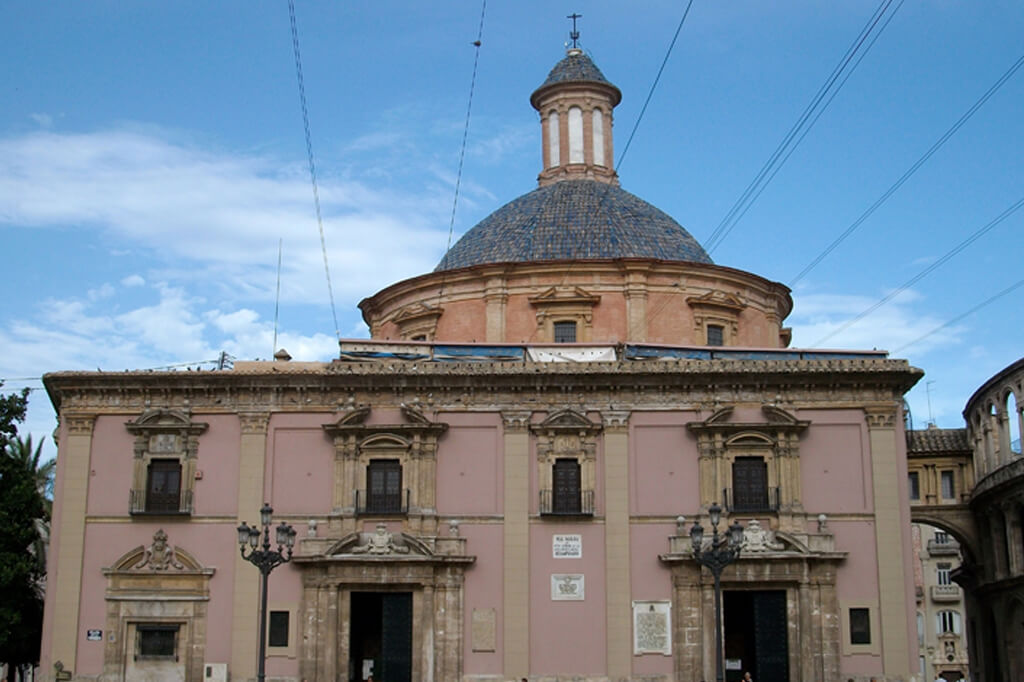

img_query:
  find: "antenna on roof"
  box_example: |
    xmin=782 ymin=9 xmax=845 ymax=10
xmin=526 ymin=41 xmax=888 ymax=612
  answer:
xmin=567 ymin=13 xmax=582 ymax=49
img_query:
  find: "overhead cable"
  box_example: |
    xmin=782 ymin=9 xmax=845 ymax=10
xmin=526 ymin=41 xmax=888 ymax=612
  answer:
xmin=704 ymin=0 xmax=899 ymax=254
xmin=436 ymin=0 xmax=487 ymax=307
xmin=792 ymin=49 xmax=1024 ymax=285
xmin=288 ymin=0 xmax=341 ymax=342
xmin=813 ymin=193 xmax=1024 ymax=346
xmin=893 ymin=277 xmax=1024 ymax=354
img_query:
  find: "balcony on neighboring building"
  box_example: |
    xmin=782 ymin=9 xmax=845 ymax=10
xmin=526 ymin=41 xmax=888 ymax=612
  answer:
xmin=539 ymin=489 xmax=595 ymax=516
xmin=354 ymin=488 xmax=410 ymax=516
xmin=927 ymin=537 xmax=961 ymax=556
xmin=930 ymin=584 xmax=962 ymax=602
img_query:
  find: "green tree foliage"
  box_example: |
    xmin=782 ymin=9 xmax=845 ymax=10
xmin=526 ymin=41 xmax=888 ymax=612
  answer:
xmin=0 ymin=384 xmax=49 ymax=676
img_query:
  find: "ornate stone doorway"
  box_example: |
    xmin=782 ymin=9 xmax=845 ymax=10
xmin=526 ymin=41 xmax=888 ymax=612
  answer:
xmin=724 ymin=590 xmax=788 ymax=682
xmin=350 ymin=591 xmax=413 ymax=682
xmin=294 ymin=526 xmax=474 ymax=682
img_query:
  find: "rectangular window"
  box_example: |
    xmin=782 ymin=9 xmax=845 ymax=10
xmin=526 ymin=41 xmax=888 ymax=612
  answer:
xmin=936 ymin=563 xmax=952 ymax=586
xmin=146 ymin=459 xmax=182 ymax=512
xmin=731 ymin=456 xmax=769 ymax=512
xmin=706 ymin=324 xmax=724 ymax=346
xmin=941 ymin=470 xmax=955 ymax=500
xmin=268 ymin=610 xmax=289 ymax=648
xmin=849 ymin=608 xmax=871 ymax=645
xmin=934 ymin=531 xmax=949 ymax=544
xmin=552 ymin=458 xmax=582 ymax=514
xmin=366 ymin=459 xmax=403 ymax=513
xmin=908 ymin=471 xmax=920 ymax=500
xmin=137 ymin=624 xmax=178 ymax=658
xmin=553 ymin=321 xmax=577 ymax=343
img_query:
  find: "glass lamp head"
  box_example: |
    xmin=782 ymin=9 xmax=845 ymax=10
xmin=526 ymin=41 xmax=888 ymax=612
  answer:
xmin=729 ymin=520 xmax=745 ymax=548
xmin=237 ymin=522 xmax=250 ymax=548
xmin=690 ymin=521 xmax=704 ymax=553
xmin=248 ymin=526 xmax=260 ymax=549
xmin=260 ymin=502 xmax=274 ymax=527
xmin=708 ymin=502 xmax=722 ymax=528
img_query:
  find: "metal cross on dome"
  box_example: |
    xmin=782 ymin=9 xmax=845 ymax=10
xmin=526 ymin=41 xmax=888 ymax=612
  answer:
xmin=567 ymin=13 xmax=582 ymax=49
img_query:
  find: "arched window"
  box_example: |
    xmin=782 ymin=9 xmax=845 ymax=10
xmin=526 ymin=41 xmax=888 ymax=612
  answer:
xmin=1007 ymin=391 xmax=1021 ymax=455
xmin=547 ymin=111 xmax=560 ymax=168
xmin=937 ymin=610 xmax=961 ymax=634
xmin=592 ymin=109 xmax=605 ymax=166
xmin=568 ymin=107 xmax=584 ymax=163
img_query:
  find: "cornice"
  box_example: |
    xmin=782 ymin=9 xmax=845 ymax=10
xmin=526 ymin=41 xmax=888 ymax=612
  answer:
xmin=43 ymin=358 xmax=922 ymax=414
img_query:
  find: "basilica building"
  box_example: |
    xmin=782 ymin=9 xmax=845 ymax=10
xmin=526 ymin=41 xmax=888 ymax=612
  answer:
xmin=41 ymin=46 xmax=923 ymax=682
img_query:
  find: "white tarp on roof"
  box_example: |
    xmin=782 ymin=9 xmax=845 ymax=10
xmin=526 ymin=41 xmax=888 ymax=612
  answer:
xmin=526 ymin=346 xmax=617 ymax=362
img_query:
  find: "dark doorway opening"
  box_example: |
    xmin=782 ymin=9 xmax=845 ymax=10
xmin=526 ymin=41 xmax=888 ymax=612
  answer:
xmin=724 ymin=590 xmax=789 ymax=682
xmin=350 ymin=592 xmax=412 ymax=682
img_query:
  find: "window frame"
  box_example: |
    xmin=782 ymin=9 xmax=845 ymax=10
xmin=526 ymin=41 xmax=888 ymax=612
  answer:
xmin=940 ymin=470 xmax=956 ymax=500
xmin=365 ymin=458 xmax=404 ymax=515
xmin=553 ymin=320 xmax=578 ymax=344
xmin=135 ymin=623 xmax=180 ymax=661
xmin=849 ymin=607 xmax=871 ymax=645
xmin=908 ymin=471 xmax=920 ymax=500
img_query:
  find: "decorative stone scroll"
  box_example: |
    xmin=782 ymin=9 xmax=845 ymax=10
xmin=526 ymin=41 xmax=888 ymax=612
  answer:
xmin=133 ymin=529 xmax=184 ymax=570
xmin=632 ymin=600 xmax=672 ymax=655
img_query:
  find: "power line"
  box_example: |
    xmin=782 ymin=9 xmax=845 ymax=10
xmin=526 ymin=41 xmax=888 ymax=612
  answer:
xmin=894 ymin=277 xmax=1024 ymax=354
xmin=288 ymin=0 xmax=341 ymax=342
xmin=436 ymin=0 xmax=487 ymax=309
xmin=813 ymin=193 xmax=1024 ymax=346
xmin=616 ymin=0 xmax=694 ymax=173
xmin=791 ymin=49 xmax=1024 ymax=285
xmin=704 ymin=0 xmax=898 ymax=254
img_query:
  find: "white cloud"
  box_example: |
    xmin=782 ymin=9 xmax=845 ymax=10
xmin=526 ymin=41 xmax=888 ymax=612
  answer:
xmin=29 ymin=113 xmax=53 ymax=128
xmin=121 ymin=274 xmax=146 ymax=287
xmin=0 ymin=127 xmax=460 ymax=303
xmin=787 ymin=290 xmax=963 ymax=354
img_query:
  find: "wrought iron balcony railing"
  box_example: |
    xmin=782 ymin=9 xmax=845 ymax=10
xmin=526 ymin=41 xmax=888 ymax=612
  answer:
xmin=129 ymin=488 xmax=192 ymax=515
xmin=354 ymin=489 xmax=410 ymax=516
xmin=723 ymin=486 xmax=780 ymax=513
xmin=539 ymin=489 xmax=595 ymax=516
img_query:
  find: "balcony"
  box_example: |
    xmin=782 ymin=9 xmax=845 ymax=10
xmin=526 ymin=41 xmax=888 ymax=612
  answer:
xmin=354 ymin=489 xmax=410 ymax=516
xmin=927 ymin=538 xmax=961 ymax=556
xmin=930 ymin=584 xmax=961 ymax=602
xmin=129 ymin=489 xmax=192 ymax=516
xmin=539 ymin=489 xmax=595 ymax=517
xmin=723 ymin=486 xmax=780 ymax=513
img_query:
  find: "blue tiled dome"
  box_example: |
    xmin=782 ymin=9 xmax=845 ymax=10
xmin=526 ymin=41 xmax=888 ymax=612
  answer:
xmin=435 ymin=180 xmax=713 ymax=271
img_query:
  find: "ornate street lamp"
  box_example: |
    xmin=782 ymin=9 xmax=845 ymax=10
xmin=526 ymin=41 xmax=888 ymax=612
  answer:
xmin=237 ymin=503 xmax=297 ymax=682
xmin=690 ymin=502 xmax=744 ymax=682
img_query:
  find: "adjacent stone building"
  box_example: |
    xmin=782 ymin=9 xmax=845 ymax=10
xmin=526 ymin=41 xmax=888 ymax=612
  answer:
xmin=40 ymin=47 xmax=925 ymax=682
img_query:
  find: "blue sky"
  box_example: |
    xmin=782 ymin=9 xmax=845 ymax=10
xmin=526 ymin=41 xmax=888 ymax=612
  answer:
xmin=3 ymin=1 xmax=1022 ymax=457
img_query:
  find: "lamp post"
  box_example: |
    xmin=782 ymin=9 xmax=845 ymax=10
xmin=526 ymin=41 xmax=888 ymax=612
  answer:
xmin=690 ymin=502 xmax=744 ymax=682
xmin=237 ymin=503 xmax=297 ymax=682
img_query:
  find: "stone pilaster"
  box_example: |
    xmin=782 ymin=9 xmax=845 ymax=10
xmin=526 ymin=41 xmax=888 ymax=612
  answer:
xmin=231 ymin=411 xmax=270 ymax=682
xmin=49 ymin=413 xmax=95 ymax=676
xmin=864 ymin=405 xmax=913 ymax=678
xmin=603 ymin=411 xmax=631 ymax=678
xmin=502 ymin=411 xmax=531 ymax=678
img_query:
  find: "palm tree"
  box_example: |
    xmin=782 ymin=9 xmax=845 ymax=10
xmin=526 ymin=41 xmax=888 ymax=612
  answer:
xmin=5 ymin=435 xmax=55 ymax=575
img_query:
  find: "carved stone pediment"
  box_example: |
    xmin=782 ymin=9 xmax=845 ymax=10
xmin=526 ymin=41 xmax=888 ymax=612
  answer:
xmin=685 ymin=290 xmax=746 ymax=314
xmin=528 ymin=286 xmax=601 ymax=307
xmin=327 ymin=526 xmax=434 ymax=558
xmin=323 ymin=406 xmax=448 ymax=442
xmin=105 ymin=529 xmax=210 ymax=575
xmin=741 ymin=519 xmax=785 ymax=552
xmin=391 ymin=302 xmax=443 ymax=325
xmin=687 ymin=404 xmax=809 ymax=438
xmin=531 ymin=408 xmax=602 ymax=435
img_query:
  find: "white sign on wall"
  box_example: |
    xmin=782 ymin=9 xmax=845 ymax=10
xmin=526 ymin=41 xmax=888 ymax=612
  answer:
xmin=551 ymin=574 xmax=585 ymax=601
xmin=632 ymin=600 xmax=672 ymax=655
xmin=552 ymin=534 xmax=582 ymax=558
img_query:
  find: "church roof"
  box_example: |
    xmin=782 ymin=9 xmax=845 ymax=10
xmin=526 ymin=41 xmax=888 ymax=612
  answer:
xmin=434 ymin=180 xmax=713 ymax=271
xmin=531 ymin=49 xmax=621 ymax=107
xmin=908 ymin=427 xmax=970 ymax=454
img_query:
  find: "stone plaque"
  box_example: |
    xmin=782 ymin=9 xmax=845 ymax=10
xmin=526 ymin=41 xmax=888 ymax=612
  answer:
xmin=632 ymin=600 xmax=671 ymax=655
xmin=150 ymin=433 xmax=179 ymax=453
xmin=471 ymin=608 xmax=496 ymax=652
xmin=552 ymin=533 xmax=582 ymax=558
xmin=551 ymin=574 xmax=584 ymax=601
